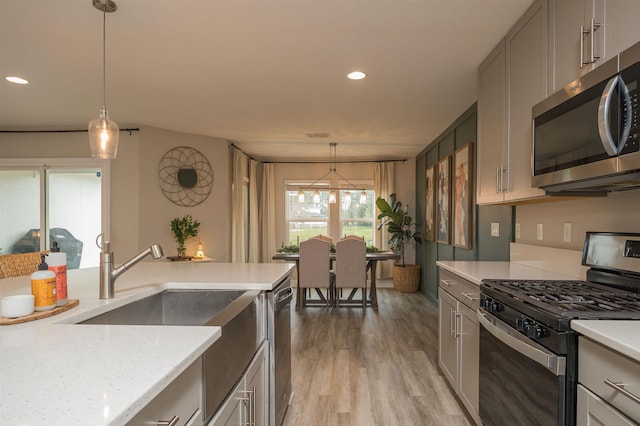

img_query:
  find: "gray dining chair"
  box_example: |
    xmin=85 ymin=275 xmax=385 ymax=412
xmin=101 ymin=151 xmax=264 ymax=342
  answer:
xmin=298 ymin=237 xmax=334 ymax=308
xmin=334 ymin=236 xmax=368 ymax=308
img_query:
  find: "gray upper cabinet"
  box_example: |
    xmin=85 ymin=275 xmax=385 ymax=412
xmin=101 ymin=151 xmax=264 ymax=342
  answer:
xmin=550 ymin=0 xmax=640 ymax=92
xmin=477 ymin=0 xmax=547 ymax=205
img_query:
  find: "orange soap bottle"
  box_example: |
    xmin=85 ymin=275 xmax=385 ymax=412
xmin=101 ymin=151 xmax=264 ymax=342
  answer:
xmin=31 ymin=254 xmax=56 ymax=311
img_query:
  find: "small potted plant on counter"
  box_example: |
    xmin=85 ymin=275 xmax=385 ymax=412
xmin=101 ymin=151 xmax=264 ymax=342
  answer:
xmin=170 ymin=214 xmax=200 ymax=259
xmin=376 ymin=193 xmax=422 ymax=292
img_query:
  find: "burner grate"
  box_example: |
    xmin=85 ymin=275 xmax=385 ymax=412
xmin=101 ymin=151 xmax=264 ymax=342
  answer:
xmin=482 ymin=279 xmax=640 ymax=316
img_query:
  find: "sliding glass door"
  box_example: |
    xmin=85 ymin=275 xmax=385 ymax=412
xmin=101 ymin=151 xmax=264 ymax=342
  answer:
xmin=0 ymin=160 xmax=108 ymax=269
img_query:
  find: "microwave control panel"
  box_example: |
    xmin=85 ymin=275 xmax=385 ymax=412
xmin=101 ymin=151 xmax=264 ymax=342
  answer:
xmin=620 ymin=65 xmax=640 ymax=155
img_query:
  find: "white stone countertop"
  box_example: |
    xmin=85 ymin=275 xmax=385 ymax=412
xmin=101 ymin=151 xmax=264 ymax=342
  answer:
xmin=436 ymin=260 xmax=580 ymax=286
xmin=0 ymin=261 xmax=294 ymax=426
xmin=571 ymin=320 xmax=640 ymax=362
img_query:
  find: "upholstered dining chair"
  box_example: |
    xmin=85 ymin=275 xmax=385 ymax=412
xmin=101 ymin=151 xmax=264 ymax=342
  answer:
xmin=297 ymin=238 xmax=334 ymax=309
xmin=334 ymin=237 xmax=368 ymax=308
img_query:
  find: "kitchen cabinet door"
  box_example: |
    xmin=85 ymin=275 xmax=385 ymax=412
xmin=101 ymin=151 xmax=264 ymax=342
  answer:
xmin=458 ymin=302 xmax=479 ymax=422
xmin=208 ymin=379 xmax=245 ymax=426
xmin=245 ymin=342 xmax=268 ymax=426
xmin=477 ymin=40 xmax=507 ymax=205
xmin=438 ymin=288 xmax=458 ymax=387
xmin=549 ymin=0 xmax=590 ymax=91
xmin=603 ymin=0 xmax=640 ymax=62
xmin=504 ymin=0 xmax=547 ymax=202
xmin=577 ymin=385 xmax=636 ymax=426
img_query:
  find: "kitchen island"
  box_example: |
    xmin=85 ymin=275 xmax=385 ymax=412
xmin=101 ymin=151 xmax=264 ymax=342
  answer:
xmin=0 ymin=261 xmax=293 ymax=426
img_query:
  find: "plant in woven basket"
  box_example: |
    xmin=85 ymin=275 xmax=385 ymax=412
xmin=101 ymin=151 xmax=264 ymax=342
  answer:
xmin=376 ymin=193 xmax=422 ymax=267
xmin=170 ymin=214 xmax=200 ymax=257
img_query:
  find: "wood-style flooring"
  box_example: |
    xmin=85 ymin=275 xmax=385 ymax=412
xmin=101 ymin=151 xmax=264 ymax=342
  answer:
xmin=282 ymin=288 xmax=473 ymax=426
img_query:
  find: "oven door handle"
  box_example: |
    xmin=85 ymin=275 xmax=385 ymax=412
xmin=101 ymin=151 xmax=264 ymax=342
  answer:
xmin=477 ymin=308 xmax=566 ymax=376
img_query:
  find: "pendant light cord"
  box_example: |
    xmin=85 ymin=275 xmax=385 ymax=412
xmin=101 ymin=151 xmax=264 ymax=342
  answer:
xmin=102 ymin=7 xmax=107 ymax=107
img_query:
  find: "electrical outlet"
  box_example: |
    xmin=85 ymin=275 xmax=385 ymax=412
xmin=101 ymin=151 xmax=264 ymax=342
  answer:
xmin=563 ymin=223 xmax=572 ymax=243
xmin=515 ymin=223 xmax=521 ymax=239
xmin=537 ymin=224 xmax=543 ymax=241
xmin=491 ymin=222 xmax=500 ymax=237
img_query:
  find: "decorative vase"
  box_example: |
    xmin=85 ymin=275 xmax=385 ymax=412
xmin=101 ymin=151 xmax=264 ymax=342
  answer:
xmin=392 ymin=264 xmax=421 ymax=293
xmin=177 ymin=244 xmax=186 ymax=257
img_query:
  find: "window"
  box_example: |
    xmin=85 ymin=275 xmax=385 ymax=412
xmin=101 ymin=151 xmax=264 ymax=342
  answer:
xmin=339 ymin=189 xmax=375 ymax=246
xmin=285 ymin=181 xmax=375 ymax=246
xmin=0 ymin=159 xmax=109 ymax=269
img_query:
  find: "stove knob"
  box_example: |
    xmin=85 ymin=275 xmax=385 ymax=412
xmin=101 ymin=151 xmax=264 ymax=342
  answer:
xmin=489 ymin=301 xmax=503 ymax=313
xmin=526 ymin=322 xmax=546 ymax=339
xmin=482 ymin=297 xmax=493 ymax=310
xmin=516 ymin=317 xmax=527 ymax=331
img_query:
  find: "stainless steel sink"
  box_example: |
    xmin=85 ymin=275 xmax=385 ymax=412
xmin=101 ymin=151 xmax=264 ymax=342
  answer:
xmin=79 ymin=289 xmax=249 ymax=326
xmin=80 ymin=288 xmax=263 ymax=423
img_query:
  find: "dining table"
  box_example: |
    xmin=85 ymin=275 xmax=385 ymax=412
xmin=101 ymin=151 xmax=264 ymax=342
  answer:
xmin=272 ymin=251 xmax=398 ymax=311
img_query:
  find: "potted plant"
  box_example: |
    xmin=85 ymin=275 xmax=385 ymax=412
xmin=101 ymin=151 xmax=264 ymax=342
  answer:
xmin=170 ymin=214 xmax=201 ymax=258
xmin=376 ymin=193 xmax=422 ymax=292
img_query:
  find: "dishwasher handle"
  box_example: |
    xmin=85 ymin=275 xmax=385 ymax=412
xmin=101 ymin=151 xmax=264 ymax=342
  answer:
xmin=275 ymin=286 xmax=293 ymax=309
xmin=477 ymin=308 xmax=566 ymax=376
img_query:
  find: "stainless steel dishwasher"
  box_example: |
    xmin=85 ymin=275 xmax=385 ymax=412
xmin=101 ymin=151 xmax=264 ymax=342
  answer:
xmin=267 ymin=277 xmax=293 ymax=426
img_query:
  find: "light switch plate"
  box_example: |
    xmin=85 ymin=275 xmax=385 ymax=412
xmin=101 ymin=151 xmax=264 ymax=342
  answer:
xmin=537 ymin=224 xmax=543 ymax=241
xmin=491 ymin=222 xmax=500 ymax=237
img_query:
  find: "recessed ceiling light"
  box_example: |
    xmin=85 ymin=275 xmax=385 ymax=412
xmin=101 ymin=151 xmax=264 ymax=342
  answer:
xmin=6 ymin=76 xmax=29 ymax=85
xmin=347 ymin=71 xmax=367 ymax=80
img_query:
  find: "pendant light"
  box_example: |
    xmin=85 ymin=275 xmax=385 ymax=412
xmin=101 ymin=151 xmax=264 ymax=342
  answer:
xmin=88 ymin=0 xmax=119 ymax=159
xmin=297 ymin=143 xmax=367 ymax=205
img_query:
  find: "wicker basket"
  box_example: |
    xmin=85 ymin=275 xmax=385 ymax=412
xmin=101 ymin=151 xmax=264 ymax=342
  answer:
xmin=392 ymin=264 xmax=421 ymax=293
xmin=0 ymin=252 xmax=47 ymax=279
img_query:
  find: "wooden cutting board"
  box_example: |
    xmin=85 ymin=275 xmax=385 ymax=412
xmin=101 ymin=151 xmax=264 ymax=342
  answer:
xmin=0 ymin=299 xmax=79 ymax=325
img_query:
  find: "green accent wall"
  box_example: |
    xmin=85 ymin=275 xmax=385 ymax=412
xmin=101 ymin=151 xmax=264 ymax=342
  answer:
xmin=416 ymin=103 xmax=512 ymax=303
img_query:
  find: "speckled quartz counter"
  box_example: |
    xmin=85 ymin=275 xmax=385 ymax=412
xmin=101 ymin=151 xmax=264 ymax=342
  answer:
xmin=0 ymin=262 xmax=294 ymax=426
xmin=571 ymin=321 xmax=640 ymax=362
xmin=436 ymin=260 xmax=580 ymax=286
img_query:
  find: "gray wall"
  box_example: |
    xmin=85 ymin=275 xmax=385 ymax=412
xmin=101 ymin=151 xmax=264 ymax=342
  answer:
xmin=416 ymin=104 xmax=511 ymax=303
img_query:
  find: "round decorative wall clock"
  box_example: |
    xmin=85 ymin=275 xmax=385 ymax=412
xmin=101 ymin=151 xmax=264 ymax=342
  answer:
xmin=158 ymin=146 xmax=213 ymax=206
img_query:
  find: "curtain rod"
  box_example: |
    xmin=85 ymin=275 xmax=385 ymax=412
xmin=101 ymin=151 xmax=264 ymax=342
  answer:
xmin=0 ymin=128 xmax=140 ymax=135
xmin=262 ymin=158 xmax=407 ymax=164
xmin=230 ymin=143 xmax=258 ymax=162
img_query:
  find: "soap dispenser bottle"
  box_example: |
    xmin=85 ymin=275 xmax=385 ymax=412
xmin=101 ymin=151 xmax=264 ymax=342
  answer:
xmin=31 ymin=254 xmax=57 ymax=311
xmin=48 ymin=242 xmax=68 ymax=306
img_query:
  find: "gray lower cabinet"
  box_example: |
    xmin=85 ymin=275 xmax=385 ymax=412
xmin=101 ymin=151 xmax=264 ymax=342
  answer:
xmin=208 ymin=341 xmax=268 ymax=426
xmin=577 ymin=337 xmax=640 ymax=425
xmin=128 ymin=357 xmax=203 ymax=426
xmin=437 ymin=269 xmax=481 ymax=425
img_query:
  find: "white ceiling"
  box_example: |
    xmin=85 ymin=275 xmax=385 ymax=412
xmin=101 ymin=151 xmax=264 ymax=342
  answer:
xmin=0 ymin=0 xmax=532 ymax=161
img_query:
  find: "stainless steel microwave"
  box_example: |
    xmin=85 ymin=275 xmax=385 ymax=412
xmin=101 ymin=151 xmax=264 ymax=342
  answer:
xmin=532 ymin=40 xmax=640 ymax=193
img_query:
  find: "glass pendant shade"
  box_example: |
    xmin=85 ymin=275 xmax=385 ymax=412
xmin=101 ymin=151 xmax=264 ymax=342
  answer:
xmin=313 ymin=191 xmax=321 ymax=204
xmin=88 ymin=106 xmax=119 ymax=159
xmin=328 ymin=190 xmax=337 ymax=204
xmin=297 ymin=190 xmax=305 ymax=203
xmin=360 ymin=191 xmax=367 ymax=204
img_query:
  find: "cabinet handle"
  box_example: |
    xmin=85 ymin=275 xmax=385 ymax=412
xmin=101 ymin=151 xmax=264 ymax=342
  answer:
xmin=450 ymin=309 xmax=456 ymax=336
xmin=580 ymin=25 xmax=587 ymax=68
xmin=455 ymin=312 xmax=462 ymax=337
xmin=251 ymin=385 xmax=257 ymax=425
xmin=496 ymin=165 xmax=501 ymax=194
xmin=440 ymin=279 xmax=453 ymax=287
xmin=590 ymin=19 xmax=601 ymax=64
xmin=604 ymin=378 xmax=640 ymax=404
xmin=156 ymin=416 xmax=179 ymax=426
xmin=461 ymin=292 xmax=480 ymax=301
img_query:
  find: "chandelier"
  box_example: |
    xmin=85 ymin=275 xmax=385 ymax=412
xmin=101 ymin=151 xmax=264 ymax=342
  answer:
xmin=297 ymin=143 xmax=367 ymax=205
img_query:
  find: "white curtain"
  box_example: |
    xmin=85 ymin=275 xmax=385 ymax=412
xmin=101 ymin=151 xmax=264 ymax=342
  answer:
xmin=248 ymin=159 xmax=259 ymax=263
xmin=259 ymin=163 xmax=277 ymax=263
xmin=374 ymin=161 xmax=395 ymax=277
xmin=231 ymin=147 xmax=246 ymax=263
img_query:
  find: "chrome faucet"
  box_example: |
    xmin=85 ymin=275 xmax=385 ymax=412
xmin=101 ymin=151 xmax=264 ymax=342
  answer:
xmin=99 ymin=241 xmax=164 ymax=299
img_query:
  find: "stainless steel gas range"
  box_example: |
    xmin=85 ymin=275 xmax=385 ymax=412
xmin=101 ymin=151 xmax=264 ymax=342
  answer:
xmin=478 ymin=232 xmax=640 ymax=426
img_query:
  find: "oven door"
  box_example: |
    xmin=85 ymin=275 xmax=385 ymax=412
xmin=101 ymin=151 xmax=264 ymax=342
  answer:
xmin=477 ymin=308 xmax=567 ymax=426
